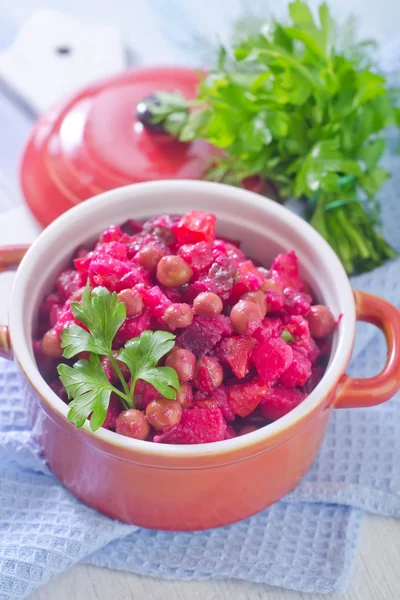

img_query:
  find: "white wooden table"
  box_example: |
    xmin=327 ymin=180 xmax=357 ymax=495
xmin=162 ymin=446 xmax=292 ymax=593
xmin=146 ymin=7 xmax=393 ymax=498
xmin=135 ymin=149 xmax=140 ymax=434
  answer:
xmin=1 ymin=1 xmax=400 ymax=598
xmin=27 ymin=517 xmax=400 ymax=599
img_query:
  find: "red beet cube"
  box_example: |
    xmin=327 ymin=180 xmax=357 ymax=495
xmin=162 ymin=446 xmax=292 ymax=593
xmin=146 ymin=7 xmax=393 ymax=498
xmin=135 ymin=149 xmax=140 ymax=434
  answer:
xmin=253 ymin=318 xmax=282 ymax=343
xmin=114 ymin=310 xmax=152 ymax=346
xmin=193 ymin=356 xmax=223 ymax=393
xmin=178 ymin=242 xmax=214 ymax=276
xmin=143 ymin=214 xmax=179 ymax=245
xmin=224 ymin=425 xmax=237 ymax=439
xmin=154 ymin=407 xmax=226 ymax=444
xmin=259 ymin=387 xmax=306 ymax=421
xmin=134 ymin=380 xmax=160 ymax=410
xmin=176 ymin=211 xmax=216 ymax=245
xmin=270 ymin=251 xmax=305 ymax=291
xmin=205 ymin=254 xmax=237 ymax=299
xmin=73 ymin=252 xmax=93 ymax=276
xmin=89 ymin=254 xmax=131 ymax=291
xmin=213 ymin=239 xmax=246 ymax=263
xmin=283 ymin=287 xmax=312 ymax=316
xmin=194 ymin=386 xmax=235 ymax=422
xmin=279 ymin=348 xmax=312 ymax=388
xmin=265 ymin=290 xmax=284 ymax=312
xmin=217 ymin=336 xmax=258 ymax=379
xmin=251 ymin=337 xmax=293 ymax=382
xmin=56 ymin=270 xmax=85 ymax=301
xmin=94 ymin=241 xmax=128 ymax=261
xmin=227 ymin=378 xmax=269 ymax=417
xmin=177 ymin=316 xmax=225 ymax=357
xmin=101 ymin=394 xmax=123 ymax=429
xmin=100 ymin=225 xmax=125 ymax=243
xmin=139 ymin=285 xmax=172 ymax=318
xmin=39 ymin=292 xmax=63 ymax=321
xmin=230 ymin=261 xmax=264 ymax=301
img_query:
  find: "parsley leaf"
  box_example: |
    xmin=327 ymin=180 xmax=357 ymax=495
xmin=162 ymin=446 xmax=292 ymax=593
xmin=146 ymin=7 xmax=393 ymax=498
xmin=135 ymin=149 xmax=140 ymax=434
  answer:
xmin=118 ymin=331 xmax=180 ymax=401
xmin=57 ymin=287 xmax=180 ymax=432
xmin=61 ymin=283 xmax=126 ymax=358
xmin=58 ymin=355 xmax=116 ymax=432
xmin=146 ymin=0 xmax=399 ymax=274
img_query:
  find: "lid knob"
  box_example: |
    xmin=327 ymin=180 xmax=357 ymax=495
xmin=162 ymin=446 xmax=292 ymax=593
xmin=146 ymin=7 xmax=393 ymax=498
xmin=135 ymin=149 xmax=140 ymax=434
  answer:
xmin=136 ymin=91 xmax=189 ymax=136
xmin=136 ymin=94 xmax=167 ymax=134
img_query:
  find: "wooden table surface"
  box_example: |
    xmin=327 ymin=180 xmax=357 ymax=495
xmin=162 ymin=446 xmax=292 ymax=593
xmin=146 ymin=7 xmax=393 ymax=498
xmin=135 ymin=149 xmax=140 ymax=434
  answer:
xmin=27 ymin=515 xmax=400 ymax=599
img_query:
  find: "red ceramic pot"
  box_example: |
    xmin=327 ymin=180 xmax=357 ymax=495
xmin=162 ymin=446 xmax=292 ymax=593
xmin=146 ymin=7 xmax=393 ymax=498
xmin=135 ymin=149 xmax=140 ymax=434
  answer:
xmin=1 ymin=181 xmax=400 ymax=530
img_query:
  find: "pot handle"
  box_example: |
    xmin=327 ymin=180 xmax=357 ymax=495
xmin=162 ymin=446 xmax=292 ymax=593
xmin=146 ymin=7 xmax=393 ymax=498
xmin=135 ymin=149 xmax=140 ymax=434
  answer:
xmin=0 ymin=245 xmax=29 ymax=359
xmin=334 ymin=290 xmax=400 ymax=408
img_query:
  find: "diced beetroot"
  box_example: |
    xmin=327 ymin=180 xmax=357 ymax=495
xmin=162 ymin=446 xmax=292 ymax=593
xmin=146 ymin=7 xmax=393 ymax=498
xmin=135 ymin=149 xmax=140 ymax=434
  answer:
xmin=283 ymin=287 xmax=312 ymax=316
xmin=121 ymin=219 xmax=143 ymax=235
xmin=182 ymin=280 xmax=209 ymax=304
xmin=101 ymin=394 xmax=123 ymax=429
xmin=293 ymin=337 xmax=320 ymax=365
xmin=259 ymin=387 xmax=306 ymax=421
xmin=251 ymin=337 xmax=293 ymax=382
xmin=212 ymin=239 xmax=246 ymax=263
xmin=139 ymin=286 xmax=172 ymax=318
xmin=178 ymin=242 xmax=213 ymax=276
xmin=203 ymin=254 xmax=237 ymax=299
xmin=284 ymin=315 xmax=318 ymax=361
xmin=265 ymin=290 xmax=284 ymax=312
xmin=74 ymin=245 xmax=92 ymax=259
xmin=39 ymin=292 xmax=63 ymax=321
xmin=114 ymin=310 xmax=152 ymax=346
xmin=153 ymin=407 xmax=226 ymax=444
xmin=253 ymin=318 xmax=282 ymax=343
xmin=303 ymin=365 xmax=325 ymax=393
xmin=230 ymin=261 xmax=264 ymax=301
xmin=217 ymin=336 xmax=258 ymax=379
xmin=176 ymin=211 xmax=216 ymax=245
xmin=177 ymin=316 xmax=226 ymax=357
xmin=279 ymin=348 xmax=312 ymax=388
xmin=56 ymin=269 xmax=86 ymax=301
xmin=224 ymin=425 xmax=237 ymax=439
xmin=49 ymin=304 xmax=63 ymax=327
xmin=88 ymin=255 xmax=131 ymax=291
xmin=193 ymin=356 xmax=223 ymax=392
xmin=53 ymin=302 xmax=85 ymax=340
xmin=127 ymin=233 xmax=163 ymax=258
xmin=115 ymin=267 xmax=151 ymax=292
xmin=270 ymin=251 xmax=305 ymax=291
xmin=215 ymin=314 xmax=234 ymax=337
xmin=50 ymin=379 xmax=68 ymax=402
xmin=285 ymin=315 xmax=309 ymax=339
xmin=100 ymin=225 xmax=124 ymax=243
xmin=194 ymin=386 xmax=235 ymax=421
xmin=94 ymin=241 xmax=128 ymax=261
xmin=134 ymin=380 xmax=160 ymax=410
xmin=143 ymin=214 xmax=178 ymax=245
xmin=73 ymin=252 xmax=93 ymax=276
xmin=160 ymin=286 xmax=185 ymax=303
xmin=227 ymin=378 xmax=269 ymax=417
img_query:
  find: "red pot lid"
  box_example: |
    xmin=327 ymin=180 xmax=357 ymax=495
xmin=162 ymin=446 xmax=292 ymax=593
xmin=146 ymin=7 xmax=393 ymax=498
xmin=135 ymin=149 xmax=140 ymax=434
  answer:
xmin=20 ymin=67 xmax=219 ymax=227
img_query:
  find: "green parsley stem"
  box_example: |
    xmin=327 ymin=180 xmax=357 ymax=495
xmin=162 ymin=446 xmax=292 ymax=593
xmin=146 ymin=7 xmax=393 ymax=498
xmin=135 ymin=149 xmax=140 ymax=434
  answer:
xmin=128 ymin=377 xmax=138 ymax=408
xmin=108 ymin=353 xmax=131 ymax=400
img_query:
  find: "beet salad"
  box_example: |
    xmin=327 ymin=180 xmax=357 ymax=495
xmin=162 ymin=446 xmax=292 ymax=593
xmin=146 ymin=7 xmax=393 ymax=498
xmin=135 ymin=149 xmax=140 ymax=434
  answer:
xmin=34 ymin=211 xmax=336 ymax=444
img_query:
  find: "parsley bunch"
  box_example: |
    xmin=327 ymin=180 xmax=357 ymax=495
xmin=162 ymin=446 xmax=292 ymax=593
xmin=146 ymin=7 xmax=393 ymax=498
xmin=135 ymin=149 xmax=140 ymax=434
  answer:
xmin=145 ymin=0 xmax=400 ymax=274
xmin=57 ymin=284 xmax=180 ymax=431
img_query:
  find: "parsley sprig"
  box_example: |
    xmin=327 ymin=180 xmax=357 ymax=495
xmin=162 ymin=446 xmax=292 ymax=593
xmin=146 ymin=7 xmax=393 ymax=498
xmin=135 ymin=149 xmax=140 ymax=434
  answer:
xmin=57 ymin=284 xmax=180 ymax=431
xmin=143 ymin=0 xmax=400 ymax=275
